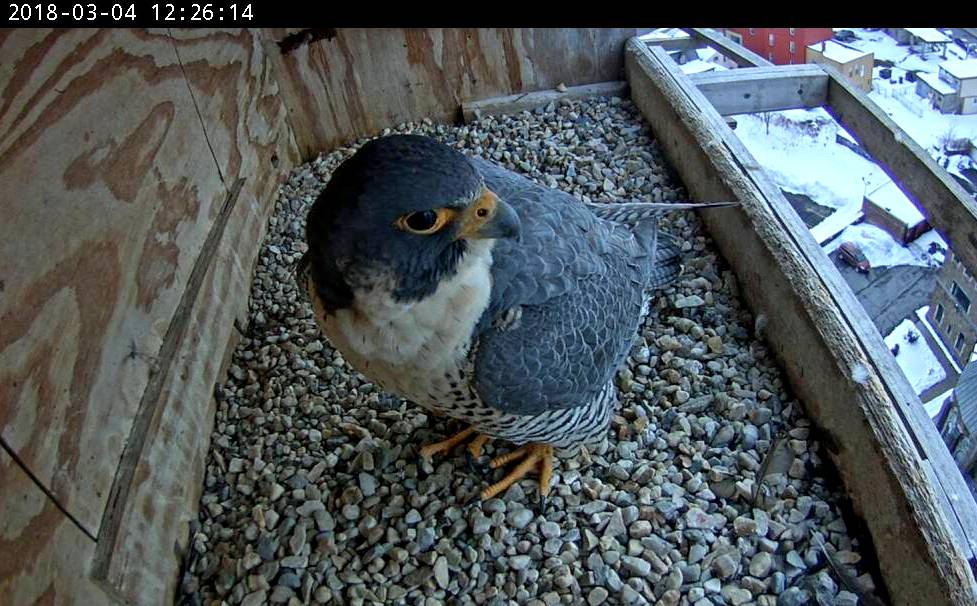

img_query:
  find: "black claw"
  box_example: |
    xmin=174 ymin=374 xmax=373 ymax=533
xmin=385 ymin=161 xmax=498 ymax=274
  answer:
xmin=465 ymin=450 xmax=490 ymax=474
xmin=465 ymin=491 xmax=483 ymax=508
xmin=538 ymin=493 xmax=549 ymax=515
xmin=465 ymin=450 xmax=479 ymax=473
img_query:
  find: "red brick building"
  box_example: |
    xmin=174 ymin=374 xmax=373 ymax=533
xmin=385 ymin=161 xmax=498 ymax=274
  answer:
xmin=722 ymin=28 xmax=833 ymax=65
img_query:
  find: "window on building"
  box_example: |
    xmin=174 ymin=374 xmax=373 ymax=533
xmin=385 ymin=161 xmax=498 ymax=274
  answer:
xmin=728 ymin=31 xmax=743 ymax=45
xmin=951 ymin=281 xmax=972 ymax=313
xmin=769 ymin=34 xmax=775 ymax=46
xmin=956 ymin=332 xmax=966 ymax=352
xmin=789 ymin=41 xmax=795 ymax=53
xmin=789 ymin=28 xmax=796 ymax=36
xmin=936 ymin=303 xmax=945 ymax=323
xmin=749 ymin=28 xmax=755 ymax=36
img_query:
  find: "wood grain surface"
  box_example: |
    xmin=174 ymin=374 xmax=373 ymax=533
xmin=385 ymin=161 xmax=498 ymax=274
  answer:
xmin=0 ymin=28 xmax=228 ymax=538
xmin=262 ymin=28 xmax=638 ymax=158
xmin=0 ymin=27 xmax=296 ymax=604
xmin=94 ymin=29 xmax=299 ymax=604
xmin=0 ymin=448 xmax=113 ymax=605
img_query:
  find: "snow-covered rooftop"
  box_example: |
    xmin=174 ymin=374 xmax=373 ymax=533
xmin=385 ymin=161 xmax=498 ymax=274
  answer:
xmin=807 ymin=39 xmax=871 ymax=64
xmin=941 ymin=59 xmax=977 ymax=81
xmin=917 ymin=71 xmax=958 ymax=96
xmin=696 ymin=46 xmax=720 ymax=62
xmin=825 ymin=222 xmax=938 ymax=268
xmin=885 ymin=318 xmax=946 ymax=394
xmin=638 ymin=28 xmax=690 ymax=41
xmin=866 ymin=180 xmax=926 ymax=225
xmin=925 ymin=388 xmax=952 ymax=419
xmin=680 ymin=59 xmax=727 ymax=75
xmin=904 ymin=28 xmax=952 ymax=44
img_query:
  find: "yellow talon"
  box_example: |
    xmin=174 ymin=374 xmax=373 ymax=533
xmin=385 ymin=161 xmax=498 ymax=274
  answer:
xmin=481 ymin=444 xmax=554 ymax=501
xmin=468 ymin=433 xmax=491 ymax=459
xmin=419 ymin=427 xmax=475 ymax=460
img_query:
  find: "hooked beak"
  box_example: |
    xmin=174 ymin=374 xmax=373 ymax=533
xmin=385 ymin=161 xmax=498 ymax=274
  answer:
xmin=456 ymin=188 xmax=521 ymax=241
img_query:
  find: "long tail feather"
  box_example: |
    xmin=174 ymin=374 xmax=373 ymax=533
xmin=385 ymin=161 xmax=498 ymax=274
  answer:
xmin=586 ymin=200 xmax=737 ymax=224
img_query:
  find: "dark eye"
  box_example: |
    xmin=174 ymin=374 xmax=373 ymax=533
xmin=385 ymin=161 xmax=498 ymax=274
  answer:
xmin=405 ymin=210 xmax=438 ymax=231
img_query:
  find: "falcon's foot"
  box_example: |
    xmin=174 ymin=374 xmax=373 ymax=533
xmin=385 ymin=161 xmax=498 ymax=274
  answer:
xmin=481 ymin=443 xmax=554 ymax=501
xmin=420 ymin=426 xmax=491 ymax=461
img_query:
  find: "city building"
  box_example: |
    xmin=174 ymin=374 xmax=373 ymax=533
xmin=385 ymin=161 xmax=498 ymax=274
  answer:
xmin=935 ymin=360 xmax=977 ymax=482
xmin=916 ymin=59 xmax=977 ymax=115
xmin=927 ymin=250 xmax=977 ymax=367
xmin=862 ymin=180 xmax=929 ymax=244
xmin=806 ymin=40 xmax=874 ymax=92
xmin=722 ymin=28 xmax=832 ymax=65
xmin=885 ymin=28 xmax=951 ymax=58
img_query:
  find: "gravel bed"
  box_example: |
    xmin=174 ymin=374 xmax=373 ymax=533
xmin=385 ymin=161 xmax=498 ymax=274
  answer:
xmin=180 ymin=95 xmax=882 ymax=606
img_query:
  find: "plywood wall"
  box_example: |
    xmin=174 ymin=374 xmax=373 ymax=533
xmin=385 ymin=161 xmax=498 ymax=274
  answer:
xmin=0 ymin=28 xmax=298 ymax=604
xmin=264 ymin=27 xmax=639 ymax=158
xmin=0 ymin=27 xmax=633 ymax=604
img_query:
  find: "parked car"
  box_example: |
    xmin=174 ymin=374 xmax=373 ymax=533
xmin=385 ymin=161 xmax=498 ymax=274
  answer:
xmin=839 ymin=241 xmax=871 ymax=273
xmin=834 ymin=29 xmax=857 ymax=42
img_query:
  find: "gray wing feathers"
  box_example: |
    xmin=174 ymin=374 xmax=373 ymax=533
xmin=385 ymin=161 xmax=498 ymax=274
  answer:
xmin=470 ymin=158 xmax=685 ymax=416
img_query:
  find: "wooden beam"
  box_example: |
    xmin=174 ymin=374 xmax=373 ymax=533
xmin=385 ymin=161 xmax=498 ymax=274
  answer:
xmin=681 ymin=27 xmax=773 ymax=67
xmin=687 ymin=64 xmax=828 ymax=115
xmin=462 ymin=81 xmax=629 ymax=123
xmin=821 ymin=64 xmax=977 ymax=283
xmin=625 ymin=38 xmax=977 ymax=606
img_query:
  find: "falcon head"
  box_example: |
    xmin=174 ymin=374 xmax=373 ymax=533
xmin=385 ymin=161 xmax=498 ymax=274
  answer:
xmin=302 ymin=135 xmax=521 ymax=313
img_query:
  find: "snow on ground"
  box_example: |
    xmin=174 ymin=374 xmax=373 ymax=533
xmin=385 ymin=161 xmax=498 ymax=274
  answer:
xmin=912 ymin=228 xmax=948 ymax=265
xmin=925 ymin=387 xmax=953 ymax=419
xmin=840 ymin=28 xmax=950 ymax=72
xmin=734 ymin=28 xmax=969 ymax=268
xmin=839 ymin=29 xmax=977 ymax=153
xmin=734 ymin=109 xmax=889 ymax=238
xmin=824 ymin=222 xmax=942 ymax=268
xmin=871 ymin=79 xmax=977 ymax=154
xmin=810 ymin=205 xmax=863 ymax=244
xmin=885 ymin=318 xmax=946 ymax=393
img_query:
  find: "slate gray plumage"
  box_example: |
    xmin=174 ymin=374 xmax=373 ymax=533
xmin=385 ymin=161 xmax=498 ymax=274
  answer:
xmin=302 ymin=135 xmax=724 ymax=459
xmin=471 ymin=157 xmax=680 ymax=419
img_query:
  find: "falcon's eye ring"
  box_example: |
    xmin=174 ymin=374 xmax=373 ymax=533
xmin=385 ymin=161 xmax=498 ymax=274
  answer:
xmin=396 ymin=209 xmax=453 ymax=235
xmin=406 ymin=210 xmax=438 ymax=230
xmin=476 ymin=208 xmax=489 ymax=218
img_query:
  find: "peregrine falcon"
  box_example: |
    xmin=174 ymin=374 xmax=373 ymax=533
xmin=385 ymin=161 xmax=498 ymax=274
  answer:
xmin=300 ymin=134 xmax=729 ymax=502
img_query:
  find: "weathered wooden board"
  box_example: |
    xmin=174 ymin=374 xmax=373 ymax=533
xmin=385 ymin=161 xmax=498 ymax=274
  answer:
xmin=89 ymin=29 xmax=299 ymax=604
xmin=261 ymin=28 xmax=639 ymax=159
xmin=650 ymin=32 xmax=977 ymax=568
xmin=626 ymin=39 xmax=977 ymax=605
xmin=0 ymin=28 xmax=228 ymax=537
xmin=687 ymin=64 xmax=828 ymax=115
xmin=0 ymin=448 xmax=112 ymax=606
xmin=462 ymin=81 xmax=628 ymax=123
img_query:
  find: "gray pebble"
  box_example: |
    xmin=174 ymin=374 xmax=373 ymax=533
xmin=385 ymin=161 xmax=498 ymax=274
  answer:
xmin=587 ymin=587 xmax=609 ymax=606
